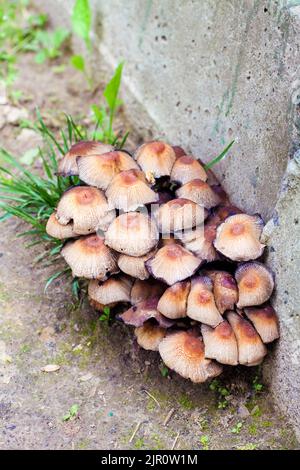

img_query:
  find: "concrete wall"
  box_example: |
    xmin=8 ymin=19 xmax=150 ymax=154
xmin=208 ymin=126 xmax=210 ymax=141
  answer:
xmin=37 ymin=0 xmax=300 ymax=436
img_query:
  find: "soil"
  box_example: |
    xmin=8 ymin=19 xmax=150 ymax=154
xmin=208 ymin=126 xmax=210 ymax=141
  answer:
xmin=0 ymin=52 xmax=299 ymax=450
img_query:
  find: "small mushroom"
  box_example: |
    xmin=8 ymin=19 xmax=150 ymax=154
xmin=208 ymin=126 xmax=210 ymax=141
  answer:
xmin=134 ymin=141 xmax=176 ymax=178
xmin=213 ymin=271 xmax=238 ymax=314
xmin=155 ymin=198 xmax=207 ymax=233
xmin=201 ymin=322 xmax=238 ymax=366
xmin=61 ymin=234 xmax=118 ymax=279
xmin=157 ymin=280 xmax=190 ymax=319
xmin=77 ymin=151 xmax=139 ymax=190
xmin=176 ymin=179 xmax=221 ymax=209
xmin=46 ymin=212 xmax=78 ymax=239
xmin=58 ymin=140 xmax=113 ymax=176
xmin=56 ymin=186 xmax=115 ymax=234
xmin=146 ymin=244 xmax=201 ymax=285
xmin=158 ymin=330 xmax=223 ymax=383
xmin=119 ymin=297 xmax=174 ymax=328
xmin=134 ymin=321 xmax=166 ymax=351
xmin=172 ymin=146 xmax=186 ymax=159
xmin=170 ymin=155 xmax=207 ymax=184
xmin=118 ymin=249 xmax=156 ymax=280
xmin=214 ymin=213 xmax=265 ymax=261
xmin=235 ymin=262 xmax=274 ymax=308
xmin=105 ymin=212 xmax=159 ymax=257
xmin=182 ymin=223 xmax=219 ymax=262
xmin=88 ymin=275 xmax=133 ymax=306
xmin=227 ymin=311 xmax=267 ymax=366
xmin=106 ymin=169 xmax=158 ymax=211
xmin=187 ymin=276 xmax=223 ymax=327
xmin=244 ymin=304 xmax=279 ymax=343
xmin=130 ymin=279 xmax=166 ymax=305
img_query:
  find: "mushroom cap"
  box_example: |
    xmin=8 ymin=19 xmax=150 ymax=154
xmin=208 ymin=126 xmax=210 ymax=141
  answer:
xmin=227 ymin=311 xmax=267 ymax=366
xmin=134 ymin=141 xmax=176 ymax=178
xmin=88 ymin=275 xmax=133 ymax=305
xmin=170 ymin=155 xmax=207 ymax=185
xmin=176 ymin=179 xmax=221 ymax=209
xmin=119 ymin=297 xmax=174 ymax=328
xmin=105 ymin=212 xmax=159 ymax=257
xmin=130 ymin=279 xmax=166 ymax=305
xmin=56 ymin=186 xmax=115 ymax=234
xmin=134 ymin=321 xmax=166 ymax=351
xmin=61 ymin=234 xmax=118 ymax=279
xmin=46 ymin=212 xmax=78 ymax=239
xmin=235 ymin=262 xmax=274 ymax=308
xmin=146 ymin=244 xmax=202 ymax=285
xmin=118 ymin=249 xmax=156 ymax=280
xmin=77 ymin=151 xmax=139 ymax=190
xmin=201 ymin=322 xmax=238 ymax=365
xmin=172 ymin=146 xmax=186 ymax=159
xmin=155 ymin=198 xmax=207 ymax=233
xmin=214 ymin=213 xmax=265 ymax=261
xmin=106 ymin=169 xmax=159 ymax=211
xmin=58 ymin=141 xmax=113 ymax=176
xmin=158 ymin=330 xmax=223 ymax=383
xmin=212 ymin=204 xmax=243 ymax=224
xmin=157 ymin=280 xmax=190 ymax=319
xmin=182 ymin=224 xmax=219 ymax=262
xmin=89 ymin=297 xmax=112 ymax=311
xmin=244 ymin=304 xmax=280 ymax=343
xmin=187 ymin=276 xmax=223 ymax=327
xmin=213 ymin=271 xmax=238 ymax=314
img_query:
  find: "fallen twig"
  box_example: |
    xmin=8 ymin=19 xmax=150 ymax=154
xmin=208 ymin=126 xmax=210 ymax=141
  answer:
xmin=144 ymin=389 xmax=161 ymax=408
xmin=129 ymin=421 xmax=142 ymax=443
xmin=171 ymin=432 xmax=179 ymax=450
xmin=163 ymin=408 xmax=175 ymax=426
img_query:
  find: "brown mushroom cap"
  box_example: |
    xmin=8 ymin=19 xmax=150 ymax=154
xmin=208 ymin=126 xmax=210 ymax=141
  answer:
xmin=227 ymin=311 xmax=267 ymax=366
xmin=158 ymin=330 xmax=223 ymax=383
xmin=157 ymin=280 xmax=190 ymax=319
xmin=170 ymin=155 xmax=207 ymax=184
xmin=213 ymin=271 xmax=238 ymax=314
xmin=244 ymin=305 xmax=279 ymax=343
xmin=176 ymin=179 xmax=221 ymax=209
xmin=172 ymin=146 xmax=186 ymax=159
xmin=155 ymin=198 xmax=207 ymax=233
xmin=146 ymin=244 xmax=202 ymax=285
xmin=119 ymin=297 xmax=174 ymax=328
xmin=235 ymin=262 xmax=274 ymax=308
xmin=134 ymin=321 xmax=166 ymax=351
xmin=214 ymin=213 xmax=265 ymax=261
xmin=201 ymin=322 xmax=238 ymax=366
xmin=130 ymin=279 xmax=166 ymax=305
xmin=56 ymin=186 xmax=115 ymax=234
xmin=182 ymin=223 xmax=219 ymax=262
xmin=46 ymin=212 xmax=78 ymax=239
xmin=61 ymin=234 xmax=118 ymax=279
xmin=118 ymin=249 xmax=156 ymax=280
xmin=88 ymin=275 xmax=133 ymax=306
xmin=106 ymin=169 xmax=158 ymax=211
xmin=134 ymin=141 xmax=176 ymax=178
xmin=58 ymin=141 xmax=113 ymax=176
xmin=105 ymin=212 xmax=159 ymax=257
xmin=77 ymin=151 xmax=139 ymax=190
xmin=187 ymin=276 xmax=223 ymax=327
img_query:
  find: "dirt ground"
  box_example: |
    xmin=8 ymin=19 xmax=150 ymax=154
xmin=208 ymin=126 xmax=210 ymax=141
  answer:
xmin=0 ymin=52 xmax=299 ymax=450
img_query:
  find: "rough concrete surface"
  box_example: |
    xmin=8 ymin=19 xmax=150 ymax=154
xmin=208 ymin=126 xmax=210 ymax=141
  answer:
xmin=35 ymin=0 xmax=300 ymax=438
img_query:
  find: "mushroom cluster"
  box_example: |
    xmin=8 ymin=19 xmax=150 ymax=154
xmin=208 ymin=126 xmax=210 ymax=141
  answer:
xmin=46 ymin=140 xmax=279 ymax=383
